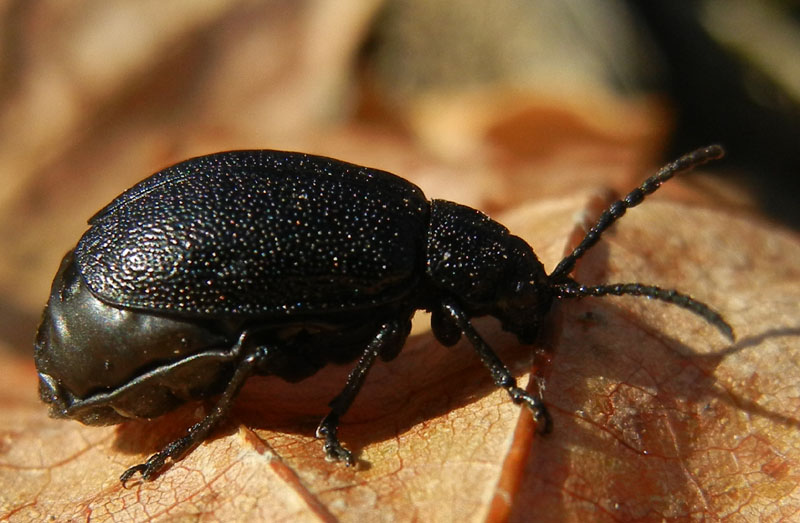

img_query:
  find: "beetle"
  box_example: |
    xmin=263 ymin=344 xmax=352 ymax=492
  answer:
xmin=34 ymin=145 xmax=733 ymax=485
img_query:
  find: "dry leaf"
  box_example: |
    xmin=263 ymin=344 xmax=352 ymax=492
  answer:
xmin=1 ymin=181 xmax=798 ymax=522
xmin=1 ymin=3 xmax=798 ymax=521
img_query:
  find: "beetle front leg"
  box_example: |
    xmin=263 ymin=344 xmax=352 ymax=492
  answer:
xmin=120 ymin=336 xmax=267 ymax=486
xmin=439 ymin=300 xmax=553 ymax=433
xmin=316 ymin=318 xmax=411 ymax=465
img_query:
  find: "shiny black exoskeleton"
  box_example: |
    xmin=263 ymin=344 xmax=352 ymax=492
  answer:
xmin=34 ymin=146 xmax=734 ymax=485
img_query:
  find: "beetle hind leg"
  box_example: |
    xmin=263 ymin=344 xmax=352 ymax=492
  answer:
xmin=316 ymin=317 xmax=412 ymax=465
xmin=120 ymin=338 xmax=264 ymax=486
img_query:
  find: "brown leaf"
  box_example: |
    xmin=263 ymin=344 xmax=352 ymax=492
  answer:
xmin=2 ymin=181 xmax=798 ymax=521
xmin=503 ymin=196 xmax=800 ymax=522
xmin=1 ymin=2 xmax=798 ymax=521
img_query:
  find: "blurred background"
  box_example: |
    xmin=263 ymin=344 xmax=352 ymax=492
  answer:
xmin=1 ymin=0 xmax=799 ymax=356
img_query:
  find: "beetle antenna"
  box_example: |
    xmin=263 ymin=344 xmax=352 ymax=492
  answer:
xmin=549 ymin=145 xmax=725 ymax=281
xmin=554 ymin=282 xmax=734 ymax=341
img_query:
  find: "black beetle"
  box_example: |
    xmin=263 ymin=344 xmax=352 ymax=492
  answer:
xmin=34 ymin=145 xmax=733 ymax=485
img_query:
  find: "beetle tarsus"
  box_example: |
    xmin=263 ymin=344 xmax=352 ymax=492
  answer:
xmin=120 ymin=448 xmax=171 ymax=486
xmin=120 ymin=464 xmax=149 ymax=486
xmin=119 ymin=424 xmax=205 ymax=485
xmin=508 ymin=386 xmax=553 ymax=434
xmin=316 ymin=416 xmax=354 ymax=466
xmin=324 ymin=442 xmax=354 ymax=466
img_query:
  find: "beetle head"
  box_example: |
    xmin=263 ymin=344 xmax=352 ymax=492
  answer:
xmin=489 ymin=236 xmax=552 ymax=343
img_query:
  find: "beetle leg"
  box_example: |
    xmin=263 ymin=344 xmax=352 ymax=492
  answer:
xmin=439 ymin=300 xmax=553 ymax=433
xmin=120 ymin=336 xmax=264 ymax=486
xmin=316 ymin=318 xmax=411 ymax=466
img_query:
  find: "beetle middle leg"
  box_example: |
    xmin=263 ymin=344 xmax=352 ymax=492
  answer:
xmin=438 ymin=300 xmax=553 ymax=433
xmin=316 ymin=317 xmax=412 ymax=465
